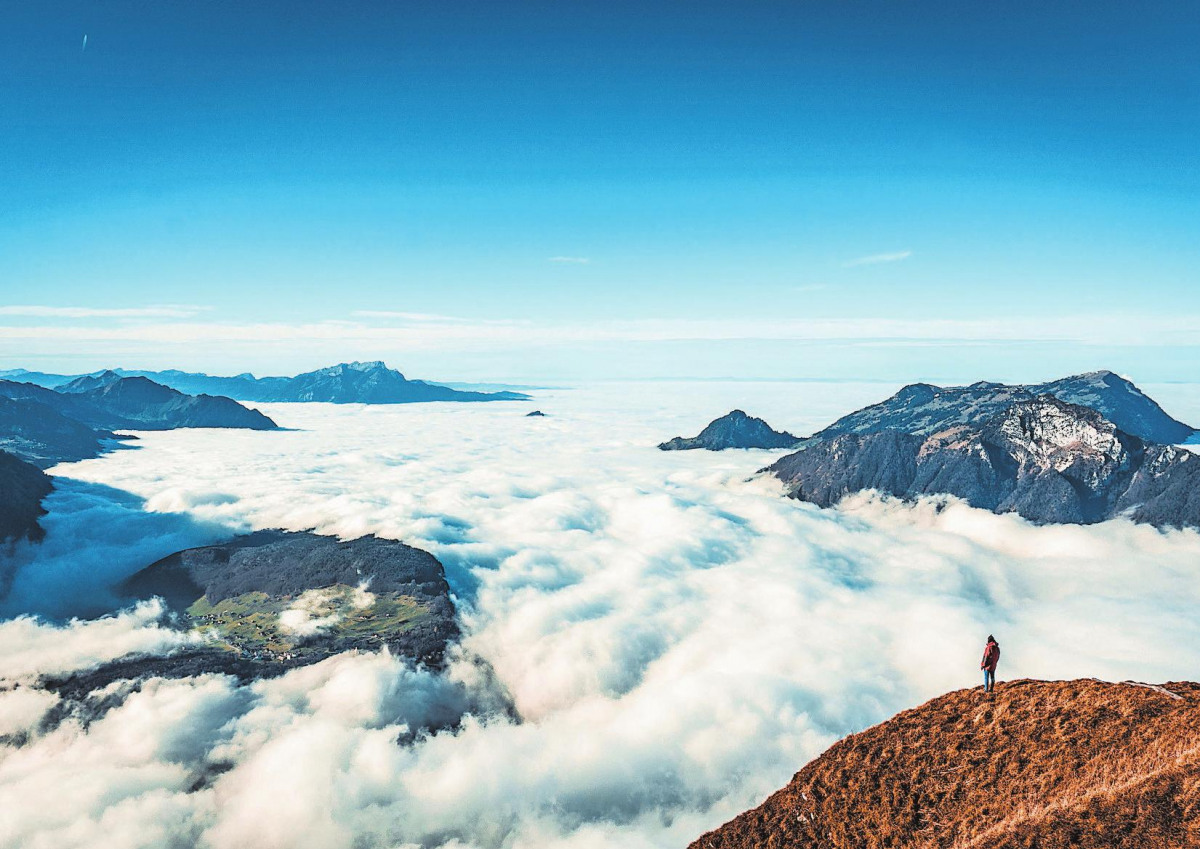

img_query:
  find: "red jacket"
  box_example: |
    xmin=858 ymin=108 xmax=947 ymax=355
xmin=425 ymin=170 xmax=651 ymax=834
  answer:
xmin=981 ymin=641 xmax=1000 ymax=671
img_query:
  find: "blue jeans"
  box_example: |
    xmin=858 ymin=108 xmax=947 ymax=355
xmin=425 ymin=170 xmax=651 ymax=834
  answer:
xmin=983 ymin=668 xmax=996 ymax=692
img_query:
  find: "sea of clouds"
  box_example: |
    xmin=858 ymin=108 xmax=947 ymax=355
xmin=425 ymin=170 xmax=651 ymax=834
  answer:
xmin=3 ymin=380 xmax=1200 ymax=849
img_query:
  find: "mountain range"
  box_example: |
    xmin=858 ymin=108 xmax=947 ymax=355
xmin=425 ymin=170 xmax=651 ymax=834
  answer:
xmin=769 ymin=395 xmax=1200 ymax=527
xmin=692 ymin=678 xmax=1200 ymax=849
xmin=0 ymin=371 xmax=276 ymax=469
xmin=657 ymin=372 xmax=1194 ymax=457
xmin=1 ymin=361 xmax=530 ymax=404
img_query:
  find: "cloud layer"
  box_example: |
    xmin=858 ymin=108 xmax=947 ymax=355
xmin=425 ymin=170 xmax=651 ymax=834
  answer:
xmin=3 ymin=382 xmax=1200 ymax=848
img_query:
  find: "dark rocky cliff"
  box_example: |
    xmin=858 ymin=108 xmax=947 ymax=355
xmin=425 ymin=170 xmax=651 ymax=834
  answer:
xmin=0 ymin=450 xmax=54 ymax=543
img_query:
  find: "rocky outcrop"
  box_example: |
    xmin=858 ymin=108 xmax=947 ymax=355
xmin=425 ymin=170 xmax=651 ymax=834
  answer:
xmin=660 ymin=410 xmax=800 ymax=451
xmin=813 ymin=371 xmax=1193 ymax=446
xmin=0 ymin=451 xmax=54 ymax=543
xmin=770 ymin=396 xmax=1200 ymax=527
xmin=1037 ymin=371 xmax=1194 ymax=445
xmin=692 ymin=678 xmax=1200 ymax=849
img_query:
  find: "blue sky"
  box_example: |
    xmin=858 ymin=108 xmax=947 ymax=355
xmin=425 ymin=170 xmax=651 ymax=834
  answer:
xmin=2 ymin=1 xmax=1198 ymax=382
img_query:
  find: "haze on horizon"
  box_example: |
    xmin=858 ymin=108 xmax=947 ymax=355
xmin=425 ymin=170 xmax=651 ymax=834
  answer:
xmin=2 ymin=1 xmax=1198 ymax=383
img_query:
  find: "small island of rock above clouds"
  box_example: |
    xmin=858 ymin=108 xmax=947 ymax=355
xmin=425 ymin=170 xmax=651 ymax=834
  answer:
xmin=659 ymin=409 xmax=801 ymax=451
xmin=42 ymin=531 xmax=460 ymax=689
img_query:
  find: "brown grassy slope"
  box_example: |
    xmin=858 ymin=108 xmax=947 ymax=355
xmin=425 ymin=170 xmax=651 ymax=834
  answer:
xmin=690 ymin=679 xmax=1200 ymax=849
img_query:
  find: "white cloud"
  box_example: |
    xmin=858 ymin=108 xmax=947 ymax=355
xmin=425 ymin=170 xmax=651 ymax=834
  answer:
xmin=1 ymin=314 xmax=1199 ymax=360
xmin=0 ymin=600 xmax=192 ymax=683
xmin=0 ymin=305 xmax=209 ymax=319
xmin=3 ymin=383 xmax=1200 ymax=847
xmin=350 ymin=311 xmax=522 ymax=327
xmin=351 ymin=311 xmax=471 ymax=323
xmin=842 ymin=249 xmax=912 ymax=267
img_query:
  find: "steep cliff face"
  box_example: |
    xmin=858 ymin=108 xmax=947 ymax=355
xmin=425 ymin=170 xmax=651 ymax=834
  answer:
xmin=770 ymin=397 xmax=1200 ymax=527
xmin=691 ymin=678 xmax=1200 ymax=849
xmin=0 ymin=450 xmax=54 ymax=543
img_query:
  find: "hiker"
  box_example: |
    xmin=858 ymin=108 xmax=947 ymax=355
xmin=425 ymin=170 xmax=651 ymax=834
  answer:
xmin=980 ymin=635 xmax=1000 ymax=693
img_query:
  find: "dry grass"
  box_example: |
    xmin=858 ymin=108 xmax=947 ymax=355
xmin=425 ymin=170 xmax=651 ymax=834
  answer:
xmin=691 ymin=679 xmax=1200 ymax=849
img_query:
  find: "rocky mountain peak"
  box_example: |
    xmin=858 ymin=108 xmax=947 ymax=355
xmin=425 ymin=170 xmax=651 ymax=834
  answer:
xmin=59 ymin=370 xmax=122 ymax=394
xmin=986 ymin=395 xmax=1125 ymax=466
xmin=660 ymin=410 xmax=799 ymax=451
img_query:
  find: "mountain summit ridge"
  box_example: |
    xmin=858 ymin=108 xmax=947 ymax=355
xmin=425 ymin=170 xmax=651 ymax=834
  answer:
xmin=692 ymin=678 xmax=1200 ymax=849
xmin=814 ymin=370 xmax=1193 ymax=446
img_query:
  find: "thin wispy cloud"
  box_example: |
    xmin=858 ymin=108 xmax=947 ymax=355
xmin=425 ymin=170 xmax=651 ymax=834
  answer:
xmin=0 ymin=305 xmax=209 ymax=319
xmin=352 ymin=311 xmax=469 ymax=323
xmin=547 ymin=256 xmax=590 ymax=264
xmin=843 ymin=250 xmax=912 ymax=267
xmin=352 ymin=311 xmax=520 ymax=327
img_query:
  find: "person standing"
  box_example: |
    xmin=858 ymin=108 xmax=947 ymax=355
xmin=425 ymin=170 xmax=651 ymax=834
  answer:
xmin=981 ymin=635 xmax=1000 ymax=693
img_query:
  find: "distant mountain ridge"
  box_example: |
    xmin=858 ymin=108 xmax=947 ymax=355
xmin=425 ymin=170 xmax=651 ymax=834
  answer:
xmin=660 ymin=410 xmax=799 ymax=451
xmin=4 ymin=361 xmax=531 ymax=404
xmin=0 ymin=372 xmax=276 ymax=469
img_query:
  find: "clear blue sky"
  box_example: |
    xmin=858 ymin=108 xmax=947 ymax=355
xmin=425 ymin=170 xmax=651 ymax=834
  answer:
xmin=2 ymin=1 xmax=1198 ymax=382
